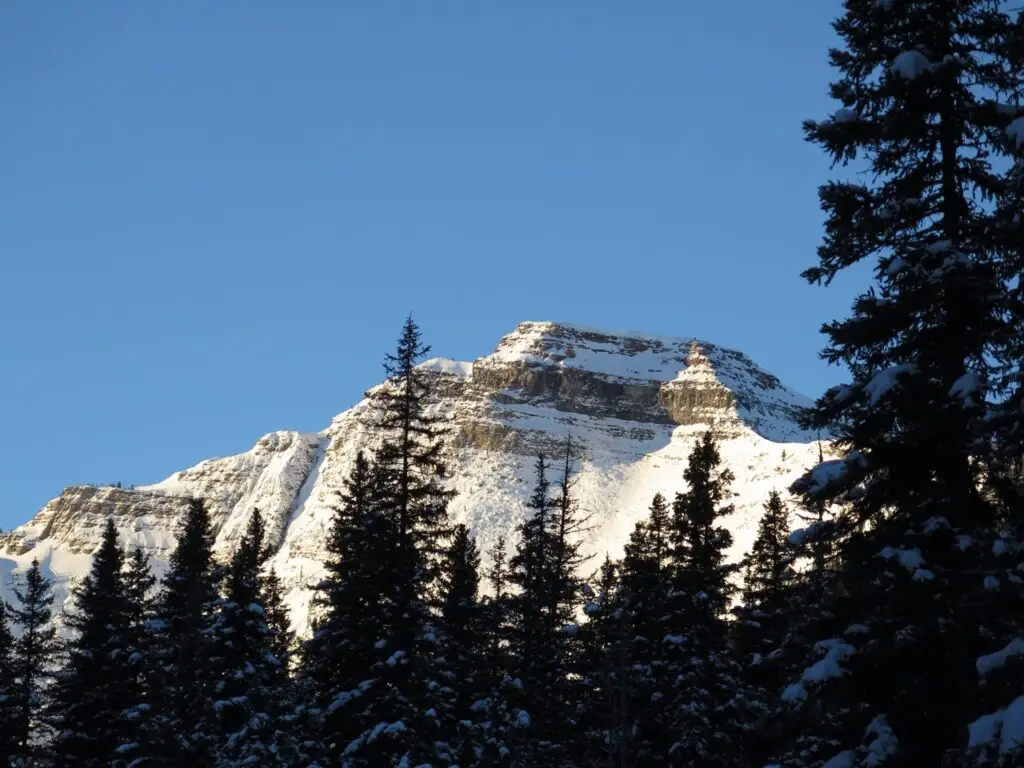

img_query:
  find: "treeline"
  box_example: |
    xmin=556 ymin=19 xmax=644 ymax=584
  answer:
xmin=0 ymin=320 xmax=833 ymax=766
xmin=0 ymin=312 xmax=1021 ymax=768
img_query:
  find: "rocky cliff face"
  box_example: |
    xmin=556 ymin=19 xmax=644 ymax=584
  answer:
xmin=1 ymin=321 xmax=828 ymax=632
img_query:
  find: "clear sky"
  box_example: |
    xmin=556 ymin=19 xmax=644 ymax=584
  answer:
xmin=1 ymin=0 xmax=861 ymax=528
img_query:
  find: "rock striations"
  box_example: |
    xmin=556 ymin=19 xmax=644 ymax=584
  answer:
xmin=1 ymin=321 xmax=829 ymax=633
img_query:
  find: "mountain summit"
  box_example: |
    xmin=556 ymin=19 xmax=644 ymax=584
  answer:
xmin=1 ymin=321 xmax=827 ymax=632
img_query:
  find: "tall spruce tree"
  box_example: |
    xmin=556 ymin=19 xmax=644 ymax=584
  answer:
xmin=298 ymin=450 xmax=387 ymax=765
xmin=474 ymin=536 xmax=525 ymax=767
xmin=439 ymin=523 xmax=485 ymax=764
xmin=52 ymin=518 xmax=140 ymax=767
xmin=732 ymin=492 xmax=799 ymax=765
xmin=208 ymin=508 xmax=295 ymax=765
xmin=664 ymin=431 xmax=749 ymax=768
xmin=335 ymin=317 xmax=457 ymax=766
xmin=508 ymin=440 xmax=589 ymax=766
xmin=508 ymin=452 xmax=562 ymax=765
xmin=0 ymin=597 xmax=17 ymax=761
xmin=735 ymin=492 xmax=798 ymax=664
xmin=261 ymin=567 xmax=293 ymax=669
xmin=147 ymin=497 xmax=221 ymax=764
xmin=8 ymin=558 xmax=61 ymax=766
xmin=784 ymin=2 xmax=1024 ymax=765
xmin=118 ymin=545 xmax=157 ymax=763
xmin=618 ymin=492 xmax=677 ymax=766
xmin=577 ymin=555 xmax=639 ymax=768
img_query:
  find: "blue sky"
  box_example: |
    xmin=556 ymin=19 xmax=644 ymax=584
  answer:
xmin=0 ymin=1 xmax=859 ymax=527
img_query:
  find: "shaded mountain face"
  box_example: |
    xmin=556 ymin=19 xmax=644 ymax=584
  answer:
xmin=1 ymin=321 xmax=827 ymax=632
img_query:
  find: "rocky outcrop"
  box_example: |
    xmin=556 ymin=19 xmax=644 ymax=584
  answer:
xmin=3 ymin=321 xmax=827 ymax=633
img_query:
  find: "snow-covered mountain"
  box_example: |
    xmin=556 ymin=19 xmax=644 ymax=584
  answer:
xmin=1 ymin=321 xmax=830 ymax=633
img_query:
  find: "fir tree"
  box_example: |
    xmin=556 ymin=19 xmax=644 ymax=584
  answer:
xmin=577 ymin=556 xmax=639 ymax=768
xmin=299 ymin=450 xmax=389 ymax=765
xmin=618 ymin=493 xmax=677 ymax=766
xmin=359 ymin=316 xmax=457 ymax=767
xmin=0 ymin=598 xmax=17 ymax=762
xmin=439 ymin=523 xmax=484 ymax=764
xmin=785 ymin=1 xmax=1024 ymax=764
xmin=7 ymin=558 xmax=62 ymax=766
xmin=208 ymin=508 xmax=295 ymax=765
xmin=52 ymin=518 xmax=140 ymax=767
xmin=508 ymin=440 xmax=589 ymax=766
xmin=944 ymin=525 xmax=1024 ymax=768
xmin=735 ymin=492 xmax=798 ymax=663
xmin=508 ymin=452 xmax=560 ymax=765
xmin=367 ymin=315 xmax=456 ymax=600
xmin=551 ymin=436 xmax=591 ymax=630
xmin=118 ymin=545 xmax=157 ymax=763
xmin=732 ymin=493 xmax=800 ymax=765
xmin=664 ymin=431 xmax=749 ymax=768
xmin=261 ymin=566 xmax=294 ymax=671
xmin=322 ymin=317 xmax=457 ymax=765
xmin=474 ymin=536 xmax=523 ymax=767
xmin=621 ymin=493 xmax=673 ymax=623
xmin=147 ymin=497 xmax=220 ymax=764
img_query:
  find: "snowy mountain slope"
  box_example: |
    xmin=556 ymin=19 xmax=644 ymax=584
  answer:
xmin=1 ymin=321 xmax=830 ymax=632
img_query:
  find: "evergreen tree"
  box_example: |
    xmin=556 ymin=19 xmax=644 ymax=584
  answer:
xmin=664 ymin=431 xmax=749 ymax=768
xmin=322 ymin=317 xmax=457 ymax=766
xmin=147 ymin=497 xmax=221 ymax=764
xmin=439 ymin=523 xmax=484 ymax=764
xmin=359 ymin=316 xmax=457 ymax=767
xmin=943 ymin=525 xmax=1024 ymax=768
xmin=784 ymin=1 xmax=1024 ymax=764
xmin=7 ymin=558 xmax=62 ymax=766
xmin=261 ymin=566 xmax=294 ymax=671
xmin=208 ymin=508 xmax=295 ymax=765
xmin=735 ymin=492 xmax=798 ymax=667
xmin=621 ymin=493 xmax=673 ymax=626
xmin=508 ymin=452 xmax=561 ymax=765
xmin=118 ymin=545 xmax=158 ymax=763
xmin=474 ymin=536 xmax=524 ymax=767
xmin=0 ymin=598 xmax=17 ymax=761
xmin=756 ymin=501 xmax=852 ymax=768
xmin=577 ymin=556 xmax=639 ymax=768
xmin=367 ymin=316 xmax=456 ymax=600
xmin=618 ymin=492 xmax=677 ymax=766
xmin=731 ymin=493 xmax=802 ymax=765
xmin=298 ymin=450 xmax=390 ymax=766
xmin=52 ymin=518 xmax=140 ymax=767
xmin=508 ymin=440 xmax=589 ymax=766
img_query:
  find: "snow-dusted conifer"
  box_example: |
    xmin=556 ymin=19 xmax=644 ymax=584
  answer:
xmin=664 ymin=431 xmax=750 ymax=768
xmin=261 ymin=566 xmax=293 ymax=669
xmin=508 ymin=439 xmax=589 ymax=765
xmin=734 ymin=492 xmax=798 ymax=673
xmin=52 ymin=518 xmax=142 ymax=766
xmin=147 ymin=497 xmax=221 ymax=763
xmin=116 ymin=544 xmax=158 ymax=763
xmin=618 ymin=492 xmax=675 ymax=765
xmin=786 ymin=1 xmax=1024 ymax=763
xmin=438 ymin=522 xmax=485 ymax=764
xmin=576 ymin=556 xmax=639 ymax=768
xmin=298 ymin=449 xmax=387 ymax=765
xmin=472 ymin=535 xmax=524 ymax=767
xmin=208 ymin=508 xmax=295 ymax=765
xmin=340 ymin=317 xmax=458 ymax=766
xmin=7 ymin=558 xmax=61 ymax=766
xmin=0 ymin=598 xmax=18 ymax=761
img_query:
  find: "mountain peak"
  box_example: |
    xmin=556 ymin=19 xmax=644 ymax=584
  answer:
xmin=467 ymin=320 xmax=813 ymax=444
xmin=3 ymin=320 xmax=826 ymax=634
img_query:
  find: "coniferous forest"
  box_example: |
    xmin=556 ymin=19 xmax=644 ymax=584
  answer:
xmin=4 ymin=1 xmax=1024 ymax=766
